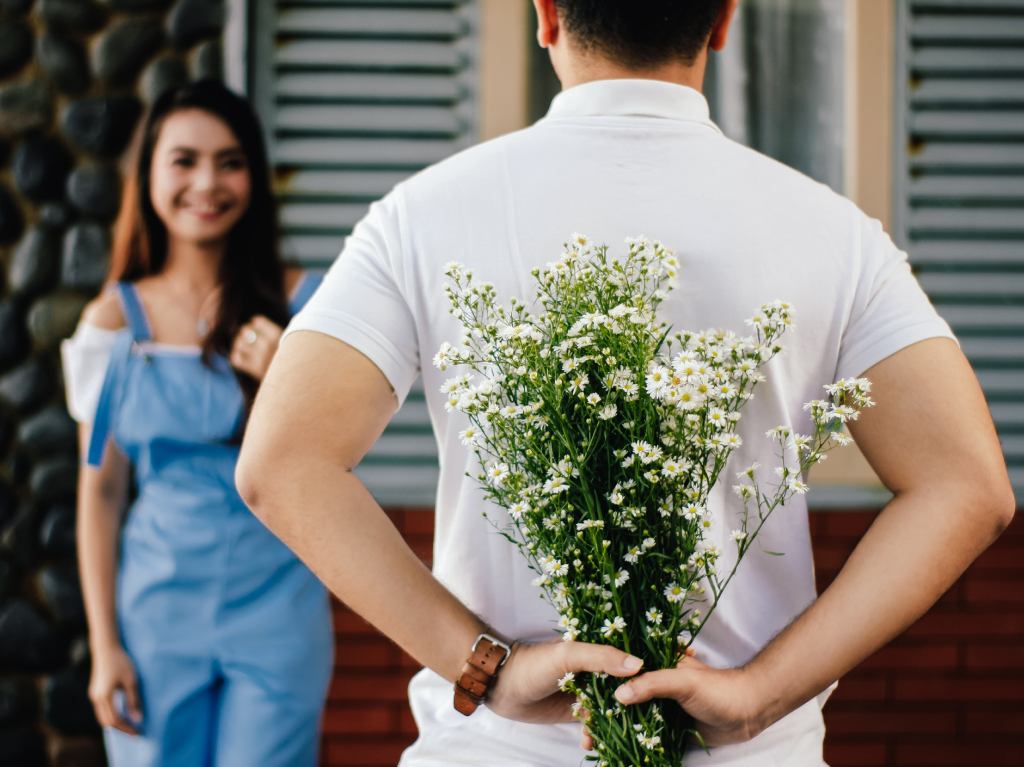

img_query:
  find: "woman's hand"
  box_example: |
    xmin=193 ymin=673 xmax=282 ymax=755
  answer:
xmin=230 ymin=315 xmax=284 ymax=381
xmin=88 ymin=643 xmax=142 ymax=735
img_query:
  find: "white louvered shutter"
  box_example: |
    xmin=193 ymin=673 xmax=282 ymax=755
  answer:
xmin=250 ymin=1 xmax=479 ymax=505
xmin=894 ymin=0 xmax=1024 ymax=501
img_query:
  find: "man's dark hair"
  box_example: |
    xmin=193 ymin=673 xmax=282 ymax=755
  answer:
xmin=553 ymin=0 xmax=726 ymax=68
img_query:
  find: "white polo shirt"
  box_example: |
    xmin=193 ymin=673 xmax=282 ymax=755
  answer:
xmin=286 ymin=79 xmax=954 ymax=766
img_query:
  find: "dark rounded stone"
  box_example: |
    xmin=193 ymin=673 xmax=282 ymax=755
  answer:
xmin=0 ymin=418 xmax=11 ymax=457
xmin=0 ymin=182 xmax=24 ymax=245
xmin=39 ymin=0 xmax=107 ymax=34
xmin=39 ymin=505 xmax=76 ymax=556
xmin=61 ymin=96 xmax=142 ymax=157
xmin=94 ymin=18 xmax=165 ymax=88
xmin=193 ymin=39 xmax=222 ymax=81
xmin=0 ymin=679 xmax=33 ymax=726
xmin=0 ymin=355 xmax=53 ymax=413
xmin=0 ymin=0 xmax=35 ymax=14
xmin=8 ymin=225 xmax=61 ymax=296
xmin=103 ymin=0 xmax=172 ymax=9
xmin=13 ymin=134 xmax=73 ymax=202
xmin=28 ymin=293 xmax=89 ymax=349
xmin=0 ymin=20 xmax=33 ymax=78
xmin=168 ymin=0 xmax=225 ymax=49
xmin=39 ymin=33 xmax=91 ymax=96
xmin=1 ymin=503 xmax=37 ymax=565
xmin=6 ymin=450 xmax=31 ymax=486
xmin=142 ymin=55 xmax=188 ymax=104
xmin=0 ymin=557 xmax=15 ymax=600
xmin=40 ymin=201 xmax=74 ymax=231
xmin=52 ymin=736 xmax=107 ymax=767
xmin=0 ymin=302 xmax=29 ymax=373
xmin=62 ymin=222 xmax=110 ymax=291
xmin=45 ymin=665 xmax=97 ymax=736
xmin=67 ymin=164 xmax=121 ymax=221
xmin=18 ymin=406 xmax=77 ymax=455
xmin=0 ymin=599 xmax=67 ymax=673
xmin=0 ymin=80 xmax=54 ymax=138
xmin=39 ymin=562 xmax=85 ymax=627
xmin=30 ymin=455 xmax=78 ymax=503
xmin=0 ymin=724 xmax=47 ymax=766
xmin=0 ymin=479 xmax=14 ymax=532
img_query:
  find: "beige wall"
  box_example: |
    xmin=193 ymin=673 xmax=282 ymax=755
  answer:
xmin=479 ymin=0 xmax=532 ymax=140
xmin=812 ymin=0 xmax=893 ymax=490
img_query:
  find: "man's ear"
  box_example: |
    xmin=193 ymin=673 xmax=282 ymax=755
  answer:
xmin=709 ymin=0 xmax=740 ymax=52
xmin=533 ymin=0 xmax=560 ymax=48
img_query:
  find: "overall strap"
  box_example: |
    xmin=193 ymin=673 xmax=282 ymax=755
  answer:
xmin=288 ymin=271 xmax=324 ymax=316
xmin=116 ymin=282 xmax=153 ymax=342
xmin=86 ymin=332 xmax=133 ymax=467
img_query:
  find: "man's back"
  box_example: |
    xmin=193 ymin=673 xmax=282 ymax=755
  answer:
xmin=288 ymin=79 xmax=952 ymax=765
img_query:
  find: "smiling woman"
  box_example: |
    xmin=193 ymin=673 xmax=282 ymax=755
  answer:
xmin=149 ymin=110 xmax=252 ymax=247
xmin=58 ymin=81 xmax=332 ymax=767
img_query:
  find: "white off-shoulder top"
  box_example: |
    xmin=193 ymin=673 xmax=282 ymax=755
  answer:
xmin=61 ymin=323 xmax=120 ymax=425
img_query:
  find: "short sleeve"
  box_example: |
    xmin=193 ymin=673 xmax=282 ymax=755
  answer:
xmin=835 ymin=214 xmax=957 ymax=381
xmin=283 ymin=191 xmax=419 ymax=406
xmin=60 ymin=324 xmax=119 ymax=423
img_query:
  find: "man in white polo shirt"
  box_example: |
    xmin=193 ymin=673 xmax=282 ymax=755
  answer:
xmin=237 ymin=1 xmax=1014 ymax=764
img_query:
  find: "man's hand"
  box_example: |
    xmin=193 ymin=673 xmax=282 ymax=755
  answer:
xmin=609 ymin=652 xmax=763 ymax=747
xmin=589 ymin=338 xmax=1013 ymax=750
xmin=488 ymin=640 xmax=644 ymax=723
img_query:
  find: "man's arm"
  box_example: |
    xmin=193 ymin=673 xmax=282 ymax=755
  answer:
xmin=236 ymin=331 xmax=644 ymax=722
xmin=612 ymin=338 xmax=1015 ymax=743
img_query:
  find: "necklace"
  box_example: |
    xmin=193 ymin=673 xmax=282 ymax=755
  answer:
xmin=161 ymin=278 xmax=221 ymax=341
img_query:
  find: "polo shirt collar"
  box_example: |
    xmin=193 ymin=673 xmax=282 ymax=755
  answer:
xmin=544 ymin=79 xmax=721 ymax=133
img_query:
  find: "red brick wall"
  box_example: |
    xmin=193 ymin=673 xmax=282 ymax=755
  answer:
xmin=320 ymin=508 xmax=1024 ymax=767
xmin=814 ymin=510 xmax=1024 ymax=767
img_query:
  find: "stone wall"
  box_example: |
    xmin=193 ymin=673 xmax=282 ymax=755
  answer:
xmin=0 ymin=1 xmax=227 ymax=764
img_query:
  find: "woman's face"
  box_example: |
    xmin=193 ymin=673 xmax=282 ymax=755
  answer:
xmin=148 ymin=108 xmax=251 ymax=247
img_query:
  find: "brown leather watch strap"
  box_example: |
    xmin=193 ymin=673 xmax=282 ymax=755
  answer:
xmin=454 ymin=634 xmax=511 ymax=716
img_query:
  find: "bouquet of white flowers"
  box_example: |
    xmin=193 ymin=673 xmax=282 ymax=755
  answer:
xmin=435 ymin=235 xmax=873 ymax=765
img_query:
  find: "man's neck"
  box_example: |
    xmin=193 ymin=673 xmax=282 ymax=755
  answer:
xmin=557 ymin=54 xmax=707 ymax=93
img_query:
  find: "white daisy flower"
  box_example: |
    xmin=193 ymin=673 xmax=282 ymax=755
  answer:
xmin=664 ymin=583 xmax=685 ymax=603
xmin=487 ymin=462 xmax=510 ymax=487
xmin=601 ymin=616 xmax=627 ymax=638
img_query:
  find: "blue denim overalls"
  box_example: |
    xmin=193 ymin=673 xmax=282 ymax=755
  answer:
xmin=86 ymin=276 xmax=332 ymax=766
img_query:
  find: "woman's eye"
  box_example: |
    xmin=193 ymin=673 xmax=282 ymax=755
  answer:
xmin=172 ymin=156 xmax=194 ymax=167
xmin=221 ymin=158 xmax=246 ymax=171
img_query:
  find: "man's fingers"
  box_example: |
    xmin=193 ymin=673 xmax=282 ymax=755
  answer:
xmin=614 ymin=668 xmax=692 ymax=706
xmin=580 ymin=728 xmax=593 ymax=750
xmin=561 ymin=641 xmax=644 ymax=678
xmin=675 ymin=647 xmax=708 ymax=670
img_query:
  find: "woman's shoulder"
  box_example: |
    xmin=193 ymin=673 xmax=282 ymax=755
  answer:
xmin=80 ymin=288 xmax=126 ymax=331
xmin=284 ymin=266 xmax=306 ymax=296
xmin=285 ymin=266 xmax=324 ymax=313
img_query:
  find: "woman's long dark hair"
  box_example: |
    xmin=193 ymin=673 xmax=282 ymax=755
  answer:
xmin=109 ymin=79 xmax=289 ymax=418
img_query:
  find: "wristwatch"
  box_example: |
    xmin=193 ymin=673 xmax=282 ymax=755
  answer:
xmin=453 ymin=633 xmax=512 ymax=716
